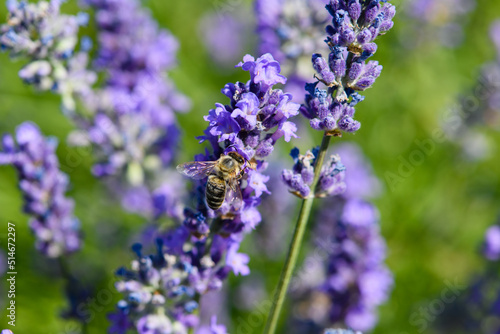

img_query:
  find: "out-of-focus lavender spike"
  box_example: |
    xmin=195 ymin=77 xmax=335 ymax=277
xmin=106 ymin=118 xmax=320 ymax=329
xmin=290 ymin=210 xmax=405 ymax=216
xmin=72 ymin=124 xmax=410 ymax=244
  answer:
xmin=109 ymin=242 xmax=195 ymax=333
xmin=255 ymin=0 xmax=330 ymax=102
xmin=199 ymin=11 xmax=253 ymax=68
xmin=0 ymin=122 xmax=81 ymax=258
xmin=403 ymin=0 xmax=475 ymax=48
xmin=196 ymin=288 xmax=230 ymax=333
xmin=443 ymin=20 xmax=500 ymax=161
xmin=69 ymin=0 xmax=190 ymax=190
xmin=288 ymin=143 xmax=391 ymax=332
xmin=483 ymin=224 xmax=500 ymax=261
xmin=334 ymin=143 xmax=382 ymax=199
xmin=0 ymin=0 xmax=96 ymax=109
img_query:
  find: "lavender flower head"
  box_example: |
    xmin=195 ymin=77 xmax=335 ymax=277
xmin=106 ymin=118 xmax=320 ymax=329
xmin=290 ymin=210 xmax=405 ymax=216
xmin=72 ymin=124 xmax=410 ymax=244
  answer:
xmin=492 ymin=20 xmax=500 ymax=59
xmin=318 ymin=199 xmax=392 ymax=331
xmin=404 ymin=0 xmax=475 ymax=48
xmin=301 ymin=0 xmax=395 ymax=133
xmin=0 ymin=122 xmax=81 ymax=258
xmin=68 ymin=0 xmax=190 ymax=192
xmin=109 ymin=242 xmax=197 ymax=334
xmin=444 ymin=21 xmax=500 ymax=160
xmin=289 ymin=145 xmax=391 ymax=332
xmin=282 ymin=147 xmax=346 ymax=198
xmin=196 ymin=316 xmax=228 ymax=334
xmin=483 ymin=224 xmax=500 ymax=261
xmin=0 ymin=0 xmax=95 ymax=106
xmin=189 ymin=53 xmax=300 ymax=238
xmin=199 ymin=11 xmax=252 ymax=68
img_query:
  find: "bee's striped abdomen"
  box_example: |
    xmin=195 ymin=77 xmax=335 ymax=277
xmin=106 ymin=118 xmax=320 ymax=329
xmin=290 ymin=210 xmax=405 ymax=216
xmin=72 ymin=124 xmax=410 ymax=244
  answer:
xmin=206 ymin=175 xmax=226 ymax=210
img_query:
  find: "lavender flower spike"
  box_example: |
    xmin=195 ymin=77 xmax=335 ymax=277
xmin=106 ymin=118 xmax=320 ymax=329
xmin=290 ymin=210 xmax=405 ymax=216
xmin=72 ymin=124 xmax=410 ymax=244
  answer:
xmin=0 ymin=0 xmax=96 ymax=109
xmin=190 ymin=53 xmax=300 ymax=240
xmin=301 ymin=0 xmax=396 ymax=133
xmin=109 ymin=242 xmax=195 ymax=334
xmin=483 ymin=224 xmax=500 ymax=261
xmin=282 ymin=147 xmax=346 ymax=198
xmin=0 ymin=122 xmax=81 ymax=257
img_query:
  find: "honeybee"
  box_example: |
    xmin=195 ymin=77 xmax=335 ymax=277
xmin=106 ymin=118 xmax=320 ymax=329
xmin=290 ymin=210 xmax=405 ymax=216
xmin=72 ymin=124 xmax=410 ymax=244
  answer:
xmin=176 ymin=152 xmax=248 ymax=210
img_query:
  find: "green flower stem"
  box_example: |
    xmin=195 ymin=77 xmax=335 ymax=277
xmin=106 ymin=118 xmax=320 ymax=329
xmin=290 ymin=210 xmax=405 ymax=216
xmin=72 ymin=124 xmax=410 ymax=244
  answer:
xmin=263 ymin=132 xmax=333 ymax=334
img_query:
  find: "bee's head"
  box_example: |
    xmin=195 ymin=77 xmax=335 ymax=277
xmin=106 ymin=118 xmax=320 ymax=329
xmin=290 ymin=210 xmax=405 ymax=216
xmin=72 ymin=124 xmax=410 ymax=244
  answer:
xmin=227 ymin=152 xmax=245 ymax=166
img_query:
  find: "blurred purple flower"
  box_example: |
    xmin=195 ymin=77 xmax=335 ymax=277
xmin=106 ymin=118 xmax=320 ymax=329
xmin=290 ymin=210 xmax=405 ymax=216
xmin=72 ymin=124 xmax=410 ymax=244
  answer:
xmin=255 ymin=0 xmax=330 ymax=102
xmin=445 ymin=20 xmax=500 ymax=159
xmin=0 ymin=122 xmax=81 ymax=258
xmin=196 ymin=316 xmax=227 ymax=334
xmin=199 ymin=11 xmax=253 ymax=68
xmin=110 ymin=242 xmax=196 ymax=333
xmin=404 ymin=0 xmax=476 ymax=48
xmin=288 ymin=144 xmax=391 ymax=332
xmin=0 ymin=0 xmax=96 ymax=108
xmin=72 ymin=0 xmax=190 ymax=189
xmin=333 ymin=143 xmax=381 ymax=199
xmin=483 ymin=225 xmax=500 ymax=261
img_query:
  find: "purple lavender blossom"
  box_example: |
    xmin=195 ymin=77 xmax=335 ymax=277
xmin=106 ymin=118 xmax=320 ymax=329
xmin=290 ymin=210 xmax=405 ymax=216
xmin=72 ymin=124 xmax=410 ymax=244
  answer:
xmin=334 ymin=143 xmax=381 ymax=199
xmin=300 ymin=0 xmax=395 ymax=133
xmin=69 ymin=0 xmax=190 ymax=190
xmin=282 ymin=147 xmax=346 ymax=198
xmin=189 ymin=53 xmax=299 ymax=239
xmin=444 ymin=20 xmax=500 ymax=160
xmin=404 ymin=0 xmax=475 ymax=48
xmin=288 ymin=144 xmax=391 ymax=332
xmin=297 ymin=198 xmax=392 ymax=332
xmin=109 ymin=242 xmax=198 ymax=333
xmin=197 ymin=288 xmax=229 ymax=333
xmin=483 ymin=225 xmax=500 ymax=261
xmin=196 ymin=316 xmax=228 ymax=334
xmin=2 ymin=0 xmax=191 ymax=202
xmin=435 ymin=222 xmax=500 ymax=332
xmin=0 ymin=0 xmax=96 ymax=107
xmin=0 ymin=122 xmax=81 ymax=258
xmin=492 ymin=20 xmax=500 ymax=58
xmin=199 ymin=11 xmax=253 ymax=68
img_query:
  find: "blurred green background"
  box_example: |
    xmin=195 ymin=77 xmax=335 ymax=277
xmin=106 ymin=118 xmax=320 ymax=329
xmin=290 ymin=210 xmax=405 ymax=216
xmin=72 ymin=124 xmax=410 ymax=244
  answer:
xmin=1 ymin=0 xmax=500 ymax=333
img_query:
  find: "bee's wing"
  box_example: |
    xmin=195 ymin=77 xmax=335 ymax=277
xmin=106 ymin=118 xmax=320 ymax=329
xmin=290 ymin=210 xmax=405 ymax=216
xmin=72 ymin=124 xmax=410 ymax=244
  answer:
xmin=176 ymin=161 xmax=217 ymax=180
xmin=226 ymin=178 xmax=243 ymax=210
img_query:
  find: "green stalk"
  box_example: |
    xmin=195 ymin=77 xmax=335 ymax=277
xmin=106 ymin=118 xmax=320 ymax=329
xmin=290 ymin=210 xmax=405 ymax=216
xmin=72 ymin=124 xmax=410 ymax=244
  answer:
xmin=263 ymin=132 xmax=333 ymax=334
